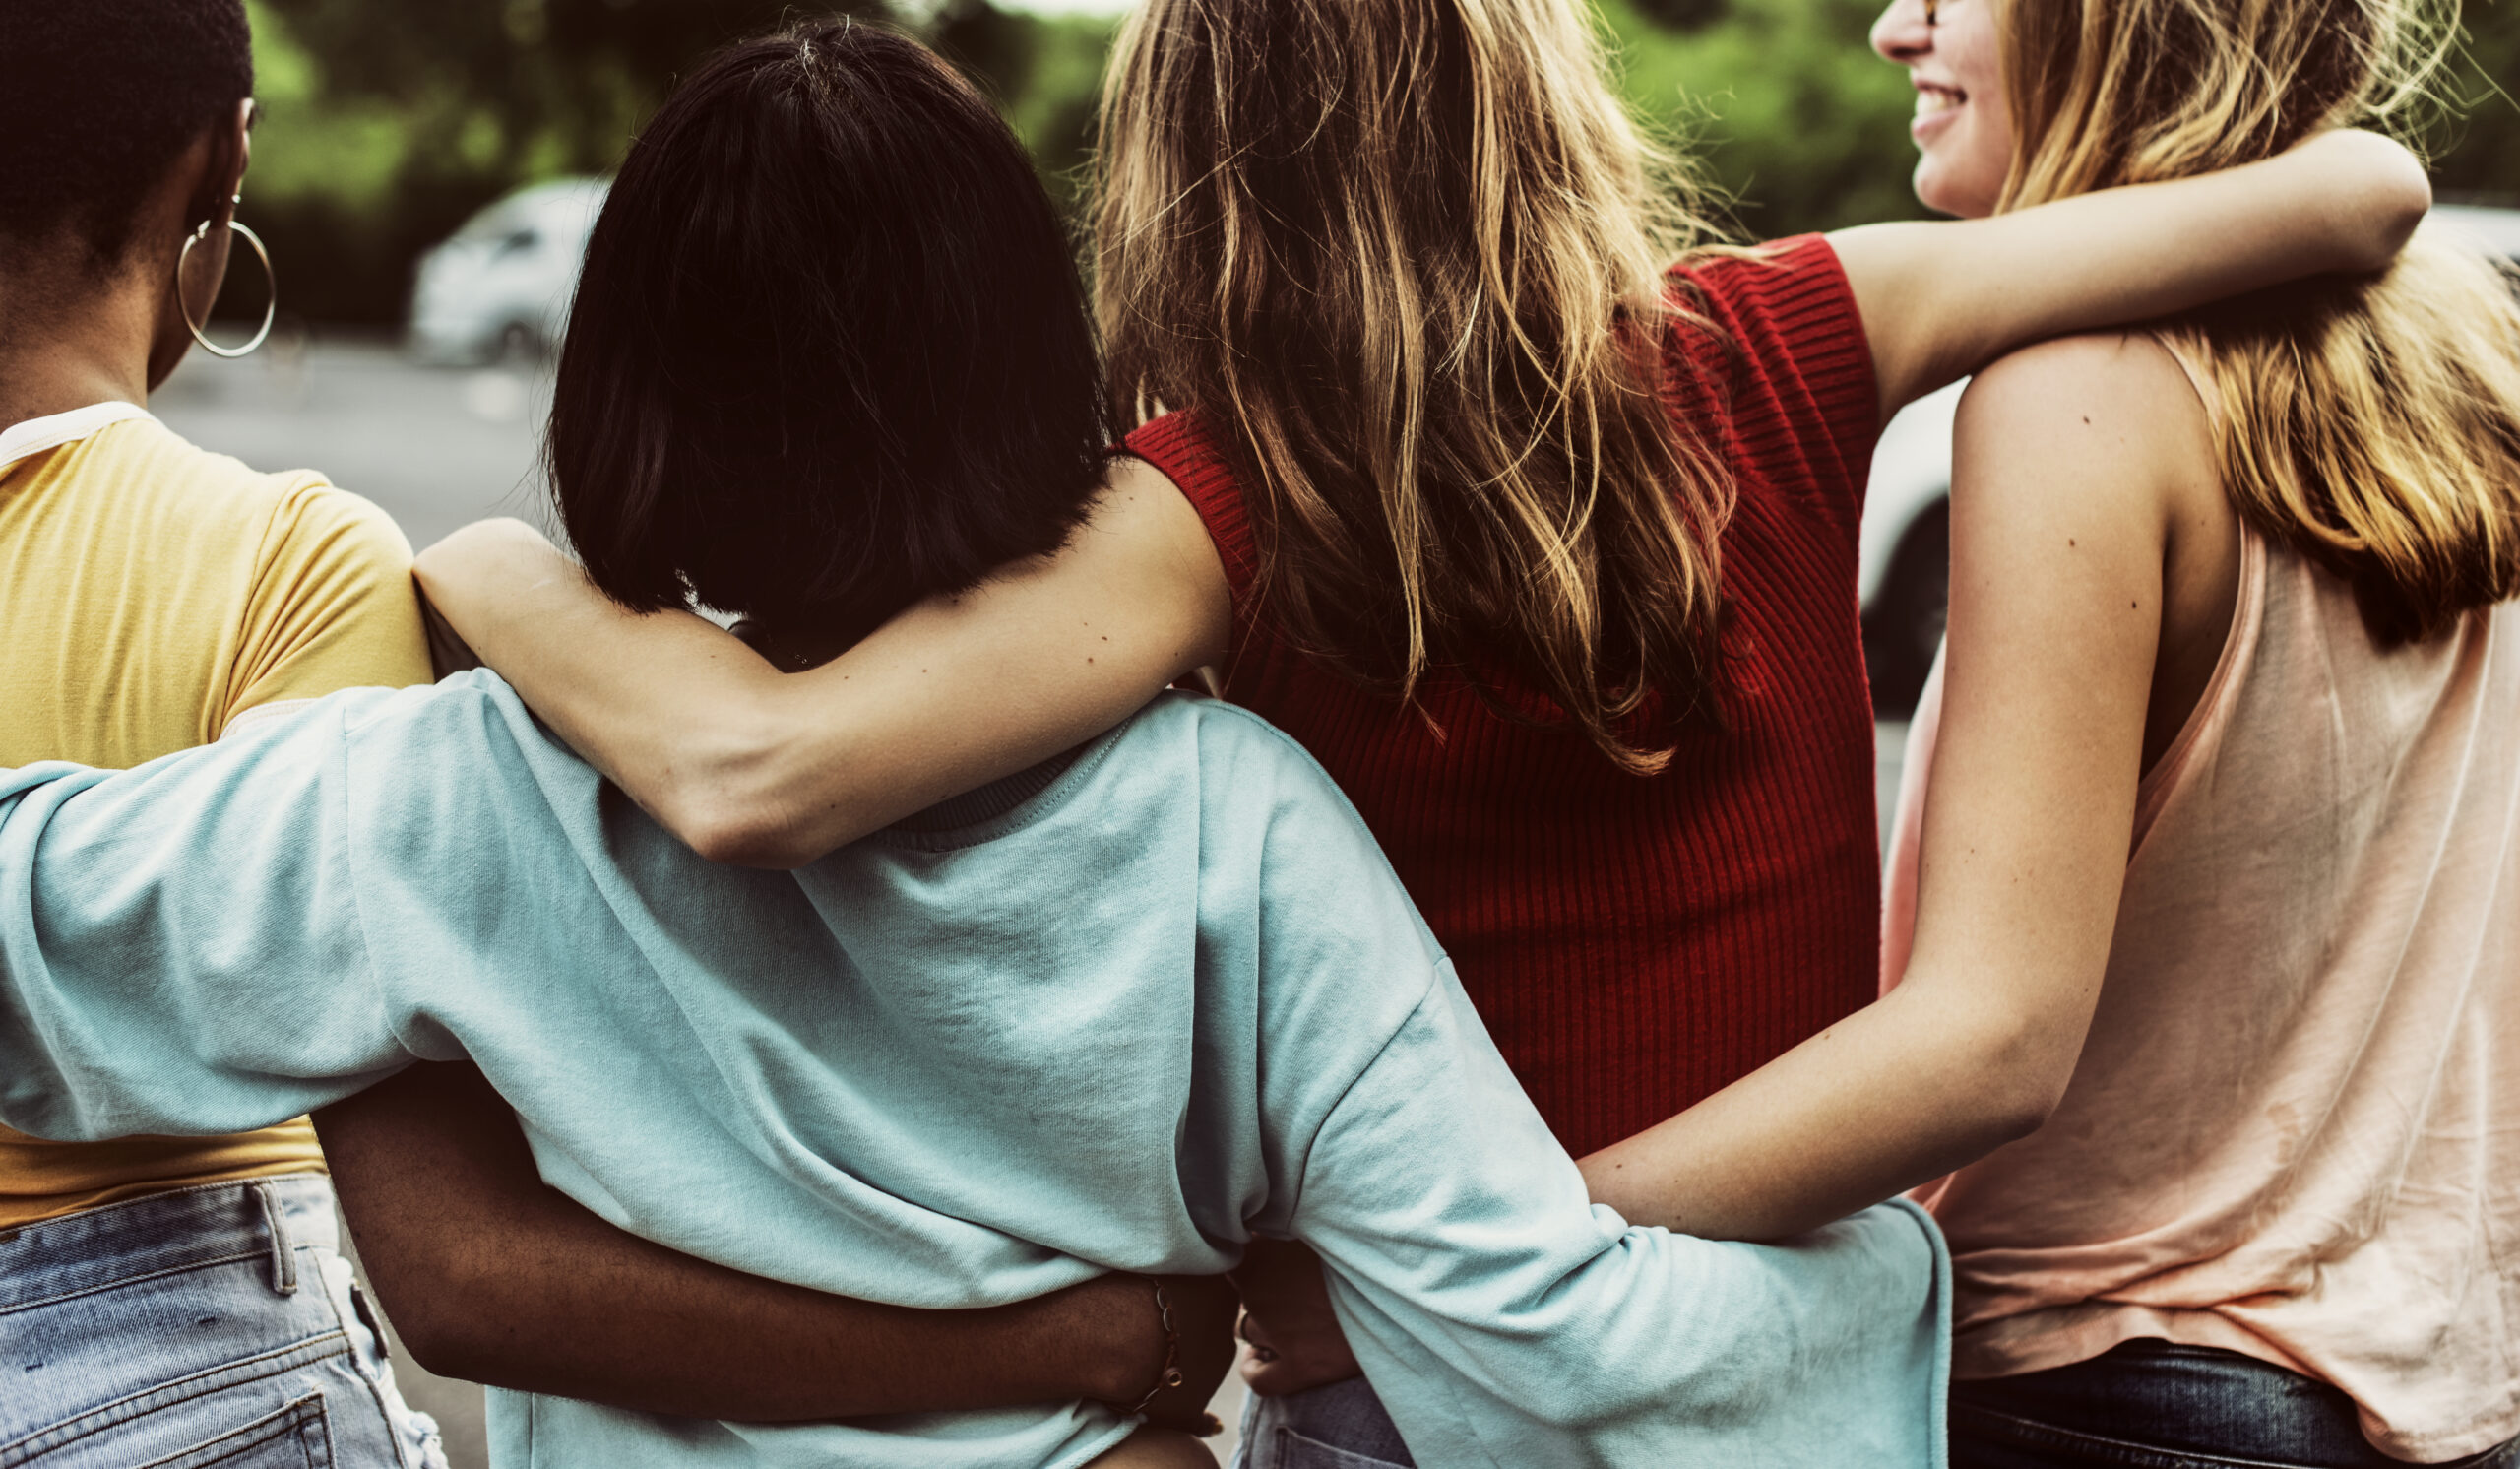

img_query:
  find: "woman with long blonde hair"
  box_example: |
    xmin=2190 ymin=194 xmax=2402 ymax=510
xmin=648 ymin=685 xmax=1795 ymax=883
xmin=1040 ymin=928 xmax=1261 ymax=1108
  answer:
xmin=1569 ymin=0 xmax=2520 ymax=1463
xmin=408 ymin=0 xmax=2432 ymax=1458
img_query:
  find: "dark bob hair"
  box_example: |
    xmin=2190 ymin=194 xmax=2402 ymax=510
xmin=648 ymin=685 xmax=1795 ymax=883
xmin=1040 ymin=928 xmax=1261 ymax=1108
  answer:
xmin=549 ymin=19 xmax=1109 ymax=648
xmin=0 ymin=0 xmax=254 ymax=264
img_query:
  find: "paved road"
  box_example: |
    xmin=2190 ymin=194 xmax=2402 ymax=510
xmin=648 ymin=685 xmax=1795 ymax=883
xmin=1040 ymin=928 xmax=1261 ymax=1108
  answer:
xmin=154 ymin=333 xmax=557 ymax=554
xmin=149 ymin=335 xmax=1908 ymax=1469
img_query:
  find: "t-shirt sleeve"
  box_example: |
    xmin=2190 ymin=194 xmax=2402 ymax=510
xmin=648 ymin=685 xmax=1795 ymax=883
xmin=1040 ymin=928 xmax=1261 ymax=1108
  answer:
xmin=0 ymin=698 xmax=416 ymax=1142
xmin=221 ymin=479 xmax=432 ymax=734
xmin=1208 ymin=699 xmax=1947 ymax=1460
xmin=1667 ymin=235 xmax=1882 ymax=534
xmin=1291 ymin=962 xmax=1952 ymax=1466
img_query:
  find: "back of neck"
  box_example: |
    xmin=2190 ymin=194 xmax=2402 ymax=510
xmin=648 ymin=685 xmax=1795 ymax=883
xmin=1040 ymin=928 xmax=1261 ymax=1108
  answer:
xmin=0 ymin=255 xmax=158 ymax=427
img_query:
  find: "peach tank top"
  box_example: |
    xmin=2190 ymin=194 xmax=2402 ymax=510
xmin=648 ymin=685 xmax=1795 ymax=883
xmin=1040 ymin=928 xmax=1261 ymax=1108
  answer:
xmin=1881 ymin=345 xmax=2520 ymax=1461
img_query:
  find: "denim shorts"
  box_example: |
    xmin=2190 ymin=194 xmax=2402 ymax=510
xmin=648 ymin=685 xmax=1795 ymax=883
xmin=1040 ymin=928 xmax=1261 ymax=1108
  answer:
xmin=0 ymin=1175 xmax=444 ymax=1469
xmin=1952 ymin=1340 xmax=2520 ymax=1469
xmin=1234 ymin=1377 xmax=1414 ymax=1469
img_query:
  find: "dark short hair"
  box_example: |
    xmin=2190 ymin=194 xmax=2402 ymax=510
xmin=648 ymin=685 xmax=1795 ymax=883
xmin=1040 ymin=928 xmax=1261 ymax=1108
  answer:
xmin=549 ymin=18 xmax=1109 ymax=647
xmin=0 ymin=0 xmax=254 ymax=263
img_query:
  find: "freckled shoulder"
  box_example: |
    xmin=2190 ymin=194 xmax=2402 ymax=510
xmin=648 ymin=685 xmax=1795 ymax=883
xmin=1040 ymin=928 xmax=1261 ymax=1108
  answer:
xmin=1958 ymin=333 xmax=2218 ymax=500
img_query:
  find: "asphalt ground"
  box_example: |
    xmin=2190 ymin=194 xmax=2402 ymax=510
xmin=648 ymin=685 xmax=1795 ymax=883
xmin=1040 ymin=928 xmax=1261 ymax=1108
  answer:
xmin=148 ymin=334 xmax=1912 ymax=1468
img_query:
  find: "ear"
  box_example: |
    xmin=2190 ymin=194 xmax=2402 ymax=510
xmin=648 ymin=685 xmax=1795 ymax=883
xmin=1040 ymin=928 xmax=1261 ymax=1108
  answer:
xmin=194 ymin=98 xmax=254 ymax=228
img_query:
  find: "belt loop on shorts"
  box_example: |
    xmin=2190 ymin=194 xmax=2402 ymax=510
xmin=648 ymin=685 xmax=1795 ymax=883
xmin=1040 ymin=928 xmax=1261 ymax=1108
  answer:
xmin=254 ymin=1180 xmax=299 ymax=1296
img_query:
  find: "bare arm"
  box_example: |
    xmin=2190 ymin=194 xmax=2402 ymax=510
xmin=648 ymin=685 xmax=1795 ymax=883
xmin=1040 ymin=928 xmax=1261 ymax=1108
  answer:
xmin=413 ymin=457 xmax=1228 ymax=868
xmin=317 ymin=1062 xmax=1238 ymax=1424
xmin=1833 ymin=128 xmax=2429 ymax=419
xmin=1579 ymin=336 xmax=2204 ymax=1240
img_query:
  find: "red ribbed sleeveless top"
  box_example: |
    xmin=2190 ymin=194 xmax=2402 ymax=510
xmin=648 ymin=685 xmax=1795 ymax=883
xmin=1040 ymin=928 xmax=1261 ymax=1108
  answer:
xmin=1124 ymin=237 xmax=1882 ymax=1157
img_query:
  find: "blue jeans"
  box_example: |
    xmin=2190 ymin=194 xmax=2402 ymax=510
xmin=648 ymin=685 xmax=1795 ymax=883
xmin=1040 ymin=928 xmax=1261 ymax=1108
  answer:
xmin=1952 ymin=1340 xmax=2520 ymax=1469
xmin=1235 ymin=1378 xmax=1414 ymax=1469
xmin=0 ymin=1175 xmax=443 ymax=1468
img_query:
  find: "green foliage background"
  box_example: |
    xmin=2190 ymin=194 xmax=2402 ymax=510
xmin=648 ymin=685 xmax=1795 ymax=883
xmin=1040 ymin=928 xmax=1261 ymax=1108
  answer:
xmin=236 ymin=0 xmax=2518 ymax=324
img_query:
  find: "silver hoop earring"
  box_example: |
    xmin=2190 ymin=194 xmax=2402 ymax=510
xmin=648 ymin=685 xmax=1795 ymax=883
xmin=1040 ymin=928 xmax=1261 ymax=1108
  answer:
xmin=175 ymin=217 xmax=277 ymax=359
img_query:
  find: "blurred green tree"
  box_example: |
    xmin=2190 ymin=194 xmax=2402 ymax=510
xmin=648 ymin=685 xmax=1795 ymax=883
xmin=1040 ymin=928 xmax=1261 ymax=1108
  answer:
xmin=2428 ymin=1 xmax=2519 ymax=205
xmin=237 ymin=0 xmax=1110 ymax=322
xmin=1605 ymin=0 xmax=1930 ymax=237
xmin=230 ymin=0 xmax=2517 ymax=326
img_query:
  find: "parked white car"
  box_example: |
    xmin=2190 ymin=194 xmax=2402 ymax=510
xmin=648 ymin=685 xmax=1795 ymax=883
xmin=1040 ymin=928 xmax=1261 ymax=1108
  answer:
xmin=409 ymin=178 xmax=609 ymax=365
xmin=1858 ymin=204 xmax=2520 ymax=716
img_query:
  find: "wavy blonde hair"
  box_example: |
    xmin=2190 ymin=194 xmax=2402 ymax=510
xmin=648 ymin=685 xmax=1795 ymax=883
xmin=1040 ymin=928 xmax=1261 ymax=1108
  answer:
xmin=1094 ymin=0 xmax=1732 ymax=770
xmin=1996 ymin=0 xmax=2520 ymax=643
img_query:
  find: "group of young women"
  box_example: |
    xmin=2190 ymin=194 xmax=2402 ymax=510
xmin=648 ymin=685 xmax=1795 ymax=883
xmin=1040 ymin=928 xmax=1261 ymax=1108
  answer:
xmin=5 ymin=0 xmax=2514 ymax=1464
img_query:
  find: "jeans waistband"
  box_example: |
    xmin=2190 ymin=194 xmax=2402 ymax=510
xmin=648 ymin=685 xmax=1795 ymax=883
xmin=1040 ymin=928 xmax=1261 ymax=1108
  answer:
xmin=0 ymin=1174 xmax=337 ymax=1316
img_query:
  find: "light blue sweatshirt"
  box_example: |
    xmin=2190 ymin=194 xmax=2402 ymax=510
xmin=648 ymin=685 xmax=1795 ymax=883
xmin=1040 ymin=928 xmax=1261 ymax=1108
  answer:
xmin=0 ymin=676 xmax=1947 ymax=1468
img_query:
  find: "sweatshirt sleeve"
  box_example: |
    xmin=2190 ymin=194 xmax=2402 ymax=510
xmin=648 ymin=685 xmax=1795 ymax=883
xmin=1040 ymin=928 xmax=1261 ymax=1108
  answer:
xmin=1289 ymin=943 xmax=1952 ymax=1468
xmin=0 ymin=693 xmax=416 ymax=1142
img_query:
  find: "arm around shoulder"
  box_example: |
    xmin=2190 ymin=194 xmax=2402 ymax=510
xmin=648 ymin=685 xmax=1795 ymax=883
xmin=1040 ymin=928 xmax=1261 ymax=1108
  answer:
xmin=415 ymin=458 xmax=1231 ymax=868
xmin=1835 ymin=129 xmax=2429 ymax=416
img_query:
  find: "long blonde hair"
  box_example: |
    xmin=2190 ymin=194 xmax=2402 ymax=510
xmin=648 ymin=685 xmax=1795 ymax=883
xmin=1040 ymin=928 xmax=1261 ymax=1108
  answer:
xmin=1997 ymin=0 xmax=2520 ymax=643
xmin=1094 ymin=0 xmax=1732 ymax=770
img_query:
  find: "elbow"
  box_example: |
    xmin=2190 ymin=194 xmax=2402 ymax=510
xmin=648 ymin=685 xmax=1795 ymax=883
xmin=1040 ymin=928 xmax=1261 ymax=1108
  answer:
xmin=389 ymin=1311 xmax=478 ymax=1385
xmin=2349 ymin=141 xmax=2433 ymax=272
xmin=645 ymin=707 xmax=829 ymax=870
xmin=367 ymin=1268 xmax=501 ymax=1386
xmin=670 ymin=796 xmax=818 ymax=870
xmin=1970 ymin=1019 xmax=2075 ymax=1148
xmin=659 ymin=761 xmax=823 ymax=869
xmin=1982 ymin=1083 xmax=2063 ymax=1150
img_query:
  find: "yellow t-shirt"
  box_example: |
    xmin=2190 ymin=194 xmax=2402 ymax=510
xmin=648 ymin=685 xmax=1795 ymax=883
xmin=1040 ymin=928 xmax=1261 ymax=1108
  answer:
xmin=0 ymin=407 xmax=432 ymax=1228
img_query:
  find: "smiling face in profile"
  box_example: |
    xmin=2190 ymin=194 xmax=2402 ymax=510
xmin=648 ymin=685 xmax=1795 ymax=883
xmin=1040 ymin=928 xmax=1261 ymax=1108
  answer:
xmin=1871 ymin=0 xmax=2014 ymax=219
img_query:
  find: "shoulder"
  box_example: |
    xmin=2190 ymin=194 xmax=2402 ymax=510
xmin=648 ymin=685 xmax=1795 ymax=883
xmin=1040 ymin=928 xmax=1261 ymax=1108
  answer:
xmin=226 ymin=477 xmax=430 ymax=701
xmin=1665 ymin=234 xmax=1858 ymax=325
xmin=1113 ymin=416 xmax=1257 ymax=617
xmin=1122 ymin=690 xmax=1332 ymax=794
xmin=1664 ymin=235 xmax=1879 ymax=503
xmin=1959 ymin=334 xmax=2215 ymax=480
xmin=101 ymin=418 xmax=413 ymax=570
xmin=256 ymin=479 xmax=415 ymax=575
xmin=1952 ymin=333 xmax=2221 ymax=551
xmin=1665 ymin=235 xmax=1865 ymax=367
xmin=1129 ymin=693 xmax=1390 ymax=862
xmin=336 ymin=671 xmax=593 ymax=802
xmin=1120 ymin=414 xmax=1245 ymax=542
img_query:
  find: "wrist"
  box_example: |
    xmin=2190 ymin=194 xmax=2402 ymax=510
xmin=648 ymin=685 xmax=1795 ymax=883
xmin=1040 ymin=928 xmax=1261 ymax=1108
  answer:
xmin=1065 ymin=1273 xmax=1172 ymax=1404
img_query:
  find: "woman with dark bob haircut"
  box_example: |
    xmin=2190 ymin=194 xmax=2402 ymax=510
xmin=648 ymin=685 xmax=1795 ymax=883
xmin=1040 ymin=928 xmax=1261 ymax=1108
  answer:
xmin=312 ymin=14 xmax=1249 ymax=1447
xmin=555 ymin=21 xmax=1109 ymax=657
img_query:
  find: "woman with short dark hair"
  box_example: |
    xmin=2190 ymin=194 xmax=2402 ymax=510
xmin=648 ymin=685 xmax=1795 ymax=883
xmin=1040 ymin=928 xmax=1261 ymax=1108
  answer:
xmin=545 ymin=22 xmax=1110 ymax=663
xmin=0 ymin=10 xmax=1240 ymax=1456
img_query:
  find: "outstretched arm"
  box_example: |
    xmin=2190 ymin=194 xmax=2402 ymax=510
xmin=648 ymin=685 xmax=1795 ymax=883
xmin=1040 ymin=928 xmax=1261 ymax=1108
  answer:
xmin=0 ymin=711 xmax=410 ymax=1141
xmin=1833 ymin=128 xmax=2428 ymax=418
xmin=412 ymin=455 xmax=1229 ymax=869
xmin=1287 ymin=967 xmax=1945 ymax=1465
xmin=319 ymin=1063 xmax=1236 ymax=1425
xmin=0 ymin=703 xmax=1240 ymax=1427
xmin=1579 ymin=334 xmax=2200 ymax=1240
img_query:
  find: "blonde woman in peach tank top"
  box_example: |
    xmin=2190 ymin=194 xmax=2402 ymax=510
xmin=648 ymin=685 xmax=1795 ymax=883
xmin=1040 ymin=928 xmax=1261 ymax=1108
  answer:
xmin=1860 ymin=0 xmax=2520 ymax=1464
xmin=1882 ymin=328 xmax=2520 ymax=1464
xmin=1568 ymin=1 xmax=2520 ymax=1466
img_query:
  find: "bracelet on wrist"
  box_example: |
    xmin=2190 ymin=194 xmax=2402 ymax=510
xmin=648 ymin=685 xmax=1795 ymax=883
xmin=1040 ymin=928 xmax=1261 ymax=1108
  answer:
xmin=1125 ymin=1277 xmax=1186 ymax=1418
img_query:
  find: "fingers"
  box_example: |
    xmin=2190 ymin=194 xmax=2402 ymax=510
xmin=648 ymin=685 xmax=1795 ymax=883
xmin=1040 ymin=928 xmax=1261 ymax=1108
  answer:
xmin=1239 ymin=1340 xmax=1362 ymax=1398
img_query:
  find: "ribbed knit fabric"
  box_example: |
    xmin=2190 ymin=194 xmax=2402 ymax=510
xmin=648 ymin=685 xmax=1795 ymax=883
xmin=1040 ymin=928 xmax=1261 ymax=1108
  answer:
xmin=1123 ymin=236 xmax=1882 ymax=1157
